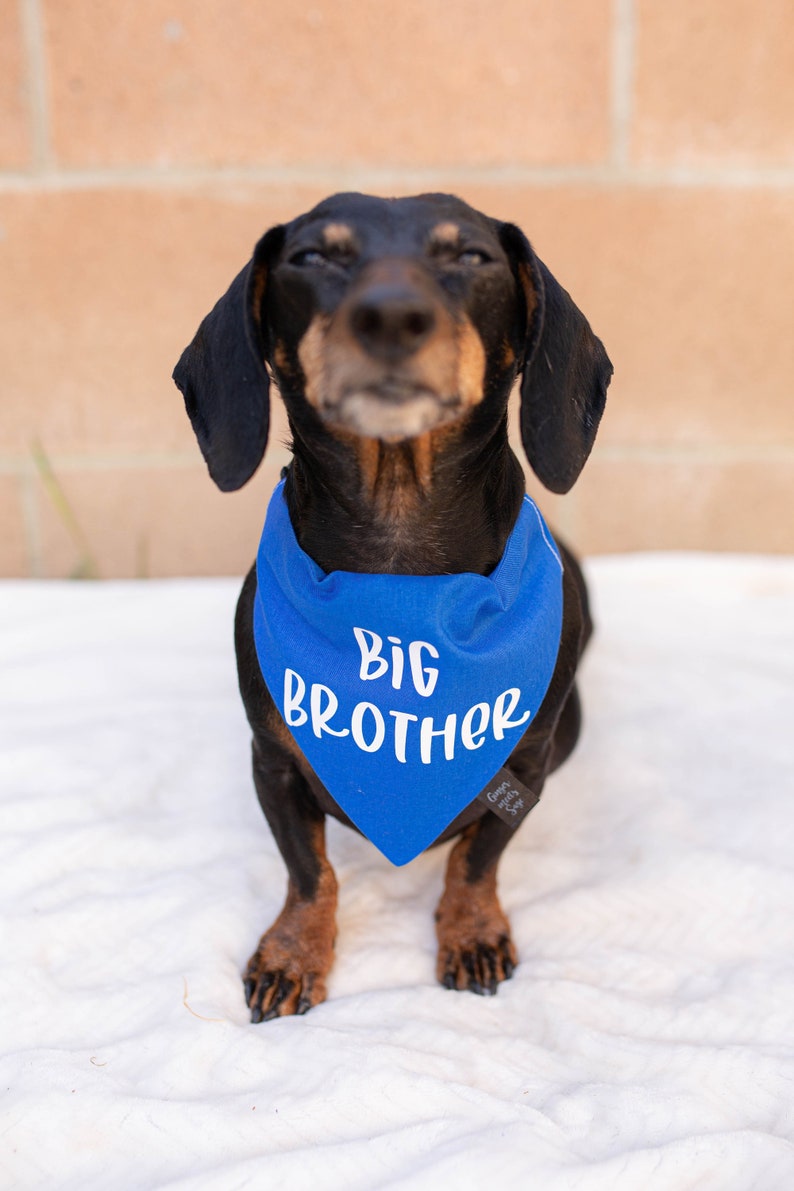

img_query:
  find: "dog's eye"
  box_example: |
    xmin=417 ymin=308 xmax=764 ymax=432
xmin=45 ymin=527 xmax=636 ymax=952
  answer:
xmin=288 ymin=249 xmax=328 ymax=268
xmin=457 ymin=250 xmax=490 ymax=267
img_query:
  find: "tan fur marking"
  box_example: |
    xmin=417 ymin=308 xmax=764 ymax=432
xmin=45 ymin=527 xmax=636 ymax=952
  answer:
xmin=409 ymin=433 xmax=434 ymax=494
xmin=273 ymin=339 xmax=291 ymax=374
xmin=456 ymin=317 xmax=487 ymax=407
xmin=322 ymin=222 xmax=355 ymax=252
xmin=297 ymin=315 xmax=331 ymax=409
xmin=335 ymin=432 xmax=431 ymax=512
xmin=435 ymin=827 xmax=517 ymax=991
xmin=379 ymin=441 xmax=430 ymax=519
xmin=517 ymin=260 xmax=539 ymax=324
xmin=430 ymin=221 xmax=461 ymax=248
xmin=351 ymin=435 xmax=382 ymax=496
xmin=502 ymin=339 xmax=516 ymax=369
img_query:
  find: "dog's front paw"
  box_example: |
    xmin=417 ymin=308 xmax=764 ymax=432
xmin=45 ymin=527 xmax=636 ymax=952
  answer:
xmin=436 ymin=931 xmax=517 ymax=996
xmin=435 ymin=835 xmax=517 ymax=996
xmin=244 ymin=945 xmax=328 ymax=1022
xmin=244 ymin=877 xmax=337 ymax=1022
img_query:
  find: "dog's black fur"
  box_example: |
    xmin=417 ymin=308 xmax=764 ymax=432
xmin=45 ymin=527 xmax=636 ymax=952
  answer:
xmin=174 ymin=192 xmax=612 ymax=1021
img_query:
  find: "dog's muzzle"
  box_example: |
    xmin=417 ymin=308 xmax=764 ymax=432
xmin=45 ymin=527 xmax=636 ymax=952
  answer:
xmin=320 ymin=263 xmax=463 ymax=441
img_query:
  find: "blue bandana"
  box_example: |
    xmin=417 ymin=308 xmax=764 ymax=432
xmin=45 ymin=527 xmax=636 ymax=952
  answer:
xmin=253 ymin=481 xmax=563 ymax=866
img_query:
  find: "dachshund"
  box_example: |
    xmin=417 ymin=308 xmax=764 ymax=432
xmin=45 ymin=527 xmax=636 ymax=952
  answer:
xmin=173 ymin=192 xmax=612 ymax=1021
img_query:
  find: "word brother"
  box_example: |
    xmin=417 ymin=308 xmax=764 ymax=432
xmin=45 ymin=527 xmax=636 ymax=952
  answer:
xmin=283 ymin=627 xmax=532 ymax=765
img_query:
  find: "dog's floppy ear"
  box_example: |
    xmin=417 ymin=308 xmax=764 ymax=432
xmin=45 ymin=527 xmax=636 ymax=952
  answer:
xmin=500 ymin=223 xmax=612 ymax=494
xmin=172 ymin=225 xmax=285 ymax=492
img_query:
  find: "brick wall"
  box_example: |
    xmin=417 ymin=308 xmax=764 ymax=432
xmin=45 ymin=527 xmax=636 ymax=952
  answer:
xmin=2 ymin=0 xmax=792 ymax=577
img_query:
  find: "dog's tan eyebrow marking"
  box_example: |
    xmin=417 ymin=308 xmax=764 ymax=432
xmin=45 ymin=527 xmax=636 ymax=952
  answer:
xmin=429 ymin=221 xmax=461 ymax=249
xmin=322 ymin=223 xmax=356 ymax=252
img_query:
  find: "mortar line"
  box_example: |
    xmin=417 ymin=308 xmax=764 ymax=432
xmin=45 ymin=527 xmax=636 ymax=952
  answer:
xmin=19 ymin=0 xmax=53 ymax=172
xmin=611 ymin=0 xmax=636 ymax=171
xmin=2 ymin=163 xmax=794 ymax=194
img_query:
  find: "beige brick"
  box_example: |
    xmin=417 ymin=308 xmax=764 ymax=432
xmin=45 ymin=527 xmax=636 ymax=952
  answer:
xmin=36 ymin=446 xmax=291 ymax=579
xmin=0 ymin=0 xmax=30 ymax=168
xmin=633 ymin=0 xmax=794 ymax=167
xmin=0 ymin=186 xmax=322 ymax=456
xmin=0 ymin=475 xmax=30 ymax=576
xmin=461 ymin=183 xmax=794 ymax=450
xmin=565 ymin=454 xmax=794 ymax=555
xmin=44 ymin=0 xmax=611 ymax=169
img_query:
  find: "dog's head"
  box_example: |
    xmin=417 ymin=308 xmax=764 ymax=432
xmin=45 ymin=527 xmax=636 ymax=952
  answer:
xmin=174 ymin=192 xmax=612 ymax=494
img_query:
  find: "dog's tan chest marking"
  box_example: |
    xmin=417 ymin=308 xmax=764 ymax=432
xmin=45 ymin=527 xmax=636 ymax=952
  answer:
xmin=343 ymin=434 xmax=433 ymax=508
xmin=329 ymin=431 xmax=452 ymax=570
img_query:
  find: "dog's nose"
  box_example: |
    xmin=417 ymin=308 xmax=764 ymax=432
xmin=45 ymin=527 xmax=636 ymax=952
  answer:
xmin=349 ymin=285 xmax=436 ymax=360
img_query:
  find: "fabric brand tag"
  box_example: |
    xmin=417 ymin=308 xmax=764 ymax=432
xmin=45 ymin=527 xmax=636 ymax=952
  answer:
xmin=476 ymin=768 xmax=540 ymax=827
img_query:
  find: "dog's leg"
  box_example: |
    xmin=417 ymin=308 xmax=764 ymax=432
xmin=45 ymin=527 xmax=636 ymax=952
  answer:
xmin=244 ymin=740 xmax=338 ymax=1021
xmin=435 ymin=815 xmax=518 ymax=995
xmin=435 ymin=553 xmax=591 ymax=996
xmin=435 ymin=672 xmax=580 ymax=996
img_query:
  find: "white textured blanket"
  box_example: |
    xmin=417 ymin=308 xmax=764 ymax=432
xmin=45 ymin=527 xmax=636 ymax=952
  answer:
xmin=2 ymin=556 xmax=793 ymax=1190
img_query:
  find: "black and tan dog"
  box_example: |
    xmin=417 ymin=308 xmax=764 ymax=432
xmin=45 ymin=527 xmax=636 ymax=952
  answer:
xmin=174 ymin=192 xmax=612 ymax=1021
